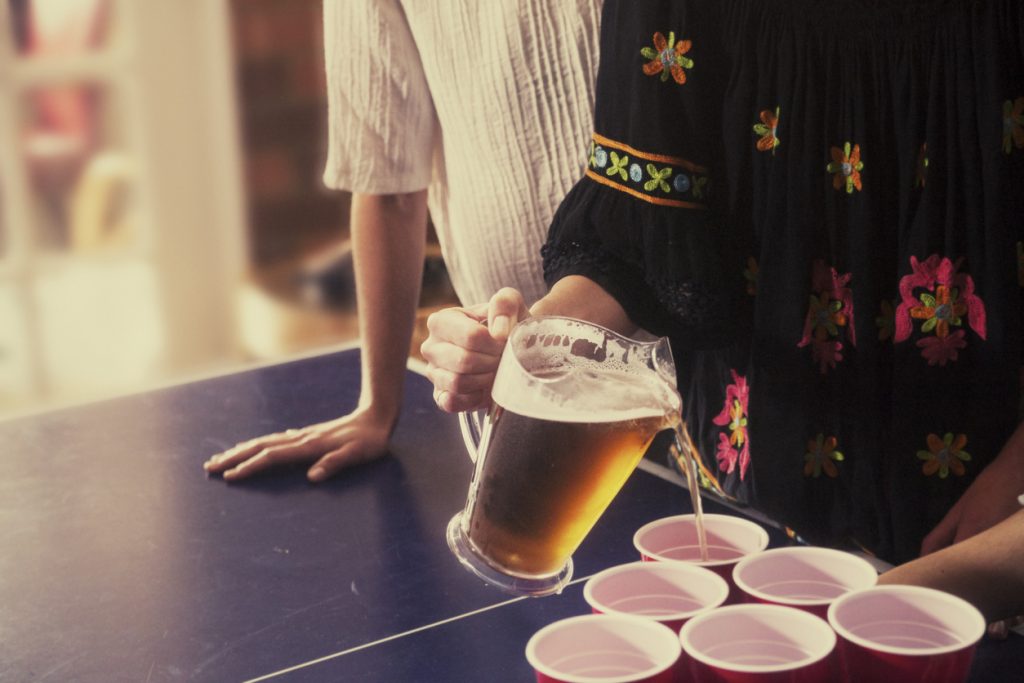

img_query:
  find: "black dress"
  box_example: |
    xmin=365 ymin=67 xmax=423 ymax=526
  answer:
xmin=542 ymin=0 xmax=1024 ymax=563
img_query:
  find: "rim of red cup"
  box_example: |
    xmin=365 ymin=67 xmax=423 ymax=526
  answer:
xmin=679 ymin=603 xmax=837 ymax=674
xmin=731 ymin=546 xmax=878 ymax=608
xmin=583 ymin=561 xmax=730 ymax=623
xmin=827 ymin=585 xmax=986 ymax=657
xmin=632 ymin=513 xmax=770 ymax=567
xmin=525 ymin=613 xmax=682 ymax=683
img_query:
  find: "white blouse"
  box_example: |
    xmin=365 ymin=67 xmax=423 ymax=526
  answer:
xmin=322 ymin=0 xmax=602 ymax=306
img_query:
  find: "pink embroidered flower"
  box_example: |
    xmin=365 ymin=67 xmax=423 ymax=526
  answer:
xmin=894 ymin=255 xmax=986 ymax=365
xmin=798 ymin=260 xmax=855 ymax=373
xmin=917 ymin=330 xmax=967 ymax=366
xmin=716 ymin=432 xmax=738 ymax=475
xmin=712 ymin=369 xmax=751 ymax=480
xmin=811 ymin=339 xmax=844 ymax=374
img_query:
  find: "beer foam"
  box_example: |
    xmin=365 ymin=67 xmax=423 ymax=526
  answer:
xmin=491 ymin=365 xmax=680 ymax=423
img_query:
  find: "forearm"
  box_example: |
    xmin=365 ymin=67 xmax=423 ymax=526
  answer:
xmin=879 ymin=508 xmax=1024 ymax=622
xmin=351 ymin=191 xmax=429 ymax=425
xmin=529 ymin=275 xmax=638 ymax=336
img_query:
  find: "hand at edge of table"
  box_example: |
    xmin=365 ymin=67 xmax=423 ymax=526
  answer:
xmin=420 ymin=287 xmax=529 ymax=413
xmin=202 ymin=407 xmax=394 ymax=483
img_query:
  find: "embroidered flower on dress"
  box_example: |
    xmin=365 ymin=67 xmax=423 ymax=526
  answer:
xmin=753 ymin=107 xmax=781 ymax=154
xmin=641 ymin=31 xmax=693 ymax=85
xmin=910 ymin=285 xmax=967 ymax=338
xmin=712 ymin=369 xmax=751 ymax=480
xmin=917 ymin=433 xmax=971 ymax=478
xmin=798 ymin=260 xmax=856 ymax=374
xmin=692 ymin=176 xmax=709 ymax=199
xmin=916 ymin=329 xmax=968 ymax=366
xmin=804 ymin=434 xmax=844 ymax=478
xmin=894 ymin=255 xmax=987 ymax=365
xmin=743 ymin=256 xmax=758 ymax=296
xmin=827 ymin=142 xmax=864 ymax=193
xmin=1002 ymin=98 xmax=1024 ymax=154
xmin=644 ymin=163 xmax=673 ymax=193
xmin=607 ymin=151 xmax=629 ymax=181
xmin=915 ymin=143 xmax=928 ymax=188
xmin=875 ymin=299 xmax=895 ymax=341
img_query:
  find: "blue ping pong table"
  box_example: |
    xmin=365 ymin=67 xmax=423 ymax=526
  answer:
xmin=1 ymin=347 xmax=1020 ymax=682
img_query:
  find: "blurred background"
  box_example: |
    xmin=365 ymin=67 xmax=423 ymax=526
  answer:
xmin=0 ymin=0 xmax=456 ymax=418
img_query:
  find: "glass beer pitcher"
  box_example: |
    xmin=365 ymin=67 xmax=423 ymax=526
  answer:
xmin=447 ymin=316 xmax=681 ymax=596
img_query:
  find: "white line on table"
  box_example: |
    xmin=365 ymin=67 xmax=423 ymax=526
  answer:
xmin=243 ymin=574 xmax=593 ymax=682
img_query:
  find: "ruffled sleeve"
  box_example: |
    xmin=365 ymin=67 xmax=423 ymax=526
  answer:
xmin=542 ymin=0 xmax=740 ymax=349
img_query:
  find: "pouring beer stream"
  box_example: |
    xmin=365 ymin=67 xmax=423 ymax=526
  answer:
xmin=449 ymin=316 xmax=709 ymax=596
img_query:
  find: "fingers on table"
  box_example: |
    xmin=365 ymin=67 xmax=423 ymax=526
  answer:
xmin=309 ymin=441 xmax=384 ymax=482
xmin=204 ymin=430 xmax=321 ymax=479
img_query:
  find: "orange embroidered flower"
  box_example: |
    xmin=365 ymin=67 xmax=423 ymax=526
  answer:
xmin=753 ymin=107 xmax=781 ymax=154
xmin=641 ymin=31 xmax=693 ymax=85
xmin=909 ymin=285 xmax=967 ymax=338
xmin=917 ymin=433 xmax=970 ymax=478
xmin=1002 ymin=97 xmax=1024 ymax=154
xmin=827 ymin=142 xmax=863 ymax=193
xmin=804 ymin=434 xmax=844 ymax=478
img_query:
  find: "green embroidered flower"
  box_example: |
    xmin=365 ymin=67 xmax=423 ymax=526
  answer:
xmin=644 ymin=163 xmax=673 ymax=193
xmin=917 ymin=433 xmax=970 ymax=478
xmin=804 ymin=434 xmax=844 ymax=478
xmin=691 ymin=176 xmax=709 ymax=199
xmin=606 ymin=151 xmax=630 ymax=181
xmin=807 ymin=292 xmax=847 ymax=341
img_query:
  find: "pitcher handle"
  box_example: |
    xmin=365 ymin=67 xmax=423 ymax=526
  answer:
xmin=458 ymin=410 xmax=486 ymax=463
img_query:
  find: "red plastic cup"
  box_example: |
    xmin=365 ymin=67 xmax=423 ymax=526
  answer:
xmin=827 ymin=585 xmax=986 ymax=683
xmin=525 ymin=614 xmax=682 ymax=683
xmin=583 ymin=561 xmax=730 ymax=633
xmin=679 ymin=604 xmax=837 ymax=683
xmin=633 ymin=514 xmax=769 ymax=601
xmin=732 ymin=546 xmax=878 ymax=618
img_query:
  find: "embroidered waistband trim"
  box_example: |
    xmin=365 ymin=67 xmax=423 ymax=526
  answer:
xmin=587 ymin=133 xmax=710 ymax=209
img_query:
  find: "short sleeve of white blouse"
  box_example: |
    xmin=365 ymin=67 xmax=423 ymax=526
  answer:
xmin=322 ymin=0 xmax=437 ymax=194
